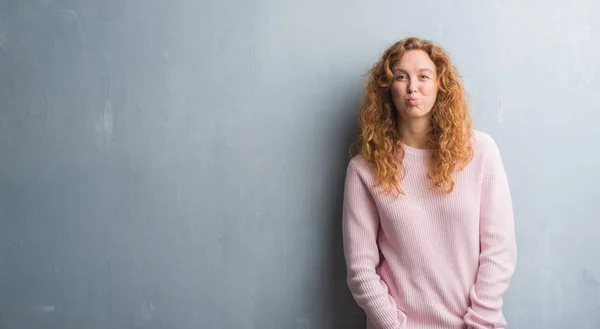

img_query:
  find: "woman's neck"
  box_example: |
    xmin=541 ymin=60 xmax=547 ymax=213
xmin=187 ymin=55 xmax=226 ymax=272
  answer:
xmin=398 ymin=117 xmax=431 ymax=149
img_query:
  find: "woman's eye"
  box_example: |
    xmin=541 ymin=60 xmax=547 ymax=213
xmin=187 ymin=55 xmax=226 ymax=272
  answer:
xmin=420 ymin=75 xmax=430 ymax=79
xmin=395 ymin=75 xmax=407 ymax=81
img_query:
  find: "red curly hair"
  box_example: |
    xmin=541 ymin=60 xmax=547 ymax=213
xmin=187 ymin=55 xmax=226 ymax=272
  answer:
xmin=350 ymin=37 xmax=474 ymax=196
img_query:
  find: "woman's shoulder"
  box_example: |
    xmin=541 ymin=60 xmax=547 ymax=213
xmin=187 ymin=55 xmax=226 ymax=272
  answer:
xmin=471 ymin=129 xmax=495 ymax=147
xmin=347 ymin=154 xmax=369 ymax=172
xmin=471 ymin=129 xmax=500 ymax=154
xmin=346 ymin=154 xmax=377 ymax=180
xmin=470 ymin=129 xmax=503 ymax=165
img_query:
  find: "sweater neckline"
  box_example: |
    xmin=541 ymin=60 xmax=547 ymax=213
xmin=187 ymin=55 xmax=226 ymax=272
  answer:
xmin=401 ymin=143 xmax=432 ymax=157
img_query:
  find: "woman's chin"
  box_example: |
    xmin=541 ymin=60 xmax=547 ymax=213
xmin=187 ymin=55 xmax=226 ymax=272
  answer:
xmin=399 ymin=107 xmax=431 ymax=120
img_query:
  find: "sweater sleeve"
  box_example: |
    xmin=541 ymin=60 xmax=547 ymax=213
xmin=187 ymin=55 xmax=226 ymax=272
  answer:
xmin=342 ymin=161 xmax=403 ymax=329
xmin=464 ymin=139 xmax=518 ymax=329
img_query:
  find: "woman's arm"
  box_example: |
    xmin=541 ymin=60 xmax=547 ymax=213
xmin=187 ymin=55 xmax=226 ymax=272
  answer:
xmin=343 ymin=161 xmax=403 ymax=329
xmin=464 ymin=138 xmax=518 ymax=329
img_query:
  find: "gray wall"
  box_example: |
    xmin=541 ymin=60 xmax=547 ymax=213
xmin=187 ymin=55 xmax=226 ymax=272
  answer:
xmin=1 ymin=0 xmax=599 ymax=328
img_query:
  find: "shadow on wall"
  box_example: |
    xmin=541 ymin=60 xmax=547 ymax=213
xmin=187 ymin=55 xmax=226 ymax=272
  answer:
xmin=325 ymin=86 xmax=366 ymax=329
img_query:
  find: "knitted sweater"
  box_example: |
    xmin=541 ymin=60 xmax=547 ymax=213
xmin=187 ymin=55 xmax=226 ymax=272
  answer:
xmin=342 ymin=130 xmax=517 ymax=329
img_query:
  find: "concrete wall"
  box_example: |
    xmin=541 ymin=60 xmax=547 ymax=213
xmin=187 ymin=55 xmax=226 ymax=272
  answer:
xmin=1 ymin=0 xmax=599 ymax=328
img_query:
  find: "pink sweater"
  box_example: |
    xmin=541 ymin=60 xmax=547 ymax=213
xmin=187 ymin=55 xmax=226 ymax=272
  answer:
xmin=342 ymin=131 xmax=517 ymax=329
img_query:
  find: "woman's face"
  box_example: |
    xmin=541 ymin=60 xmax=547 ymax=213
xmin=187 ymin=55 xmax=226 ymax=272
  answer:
xmin=390 ymin=50 xmax=439 ymax=121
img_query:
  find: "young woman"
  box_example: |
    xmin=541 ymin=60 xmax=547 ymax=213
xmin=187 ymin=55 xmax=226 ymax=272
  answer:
xmin=342 ymin=37 xmax=517 ymax=329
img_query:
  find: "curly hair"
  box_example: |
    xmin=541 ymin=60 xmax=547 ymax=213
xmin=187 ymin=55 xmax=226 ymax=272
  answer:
xmin=350 ymin=37 xmax=474 ymax=196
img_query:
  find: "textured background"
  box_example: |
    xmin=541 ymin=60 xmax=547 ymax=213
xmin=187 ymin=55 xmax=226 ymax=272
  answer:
xmin=1 ymin=0 xmax=599 ymax=328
